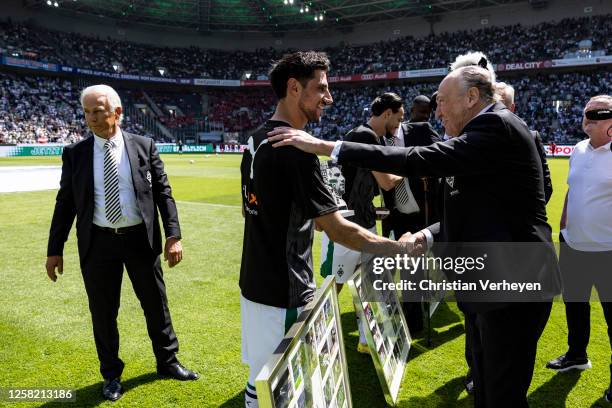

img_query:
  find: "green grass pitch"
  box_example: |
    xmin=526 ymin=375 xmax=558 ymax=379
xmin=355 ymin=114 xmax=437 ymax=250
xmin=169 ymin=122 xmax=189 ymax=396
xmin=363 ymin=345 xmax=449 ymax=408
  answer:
xmin=0 ymin=155 xmax=610 ymax=407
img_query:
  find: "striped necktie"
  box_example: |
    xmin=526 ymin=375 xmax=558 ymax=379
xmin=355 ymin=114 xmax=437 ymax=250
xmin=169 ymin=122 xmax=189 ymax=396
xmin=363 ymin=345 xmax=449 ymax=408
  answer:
xmin=385 ymin=137 xmax=410 ymax=206
xmin=103 ymin=139 xmax=122 ymax=224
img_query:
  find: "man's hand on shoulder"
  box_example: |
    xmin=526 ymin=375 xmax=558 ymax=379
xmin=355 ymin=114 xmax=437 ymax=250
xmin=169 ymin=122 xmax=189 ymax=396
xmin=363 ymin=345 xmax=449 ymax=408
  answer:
xmin=164 ymin=237 xmax=183 ymax=268
xmin=267 ymin=127 xmax=335 ymax=156
xmin=46 ymin=256 xmax=63 ymax=282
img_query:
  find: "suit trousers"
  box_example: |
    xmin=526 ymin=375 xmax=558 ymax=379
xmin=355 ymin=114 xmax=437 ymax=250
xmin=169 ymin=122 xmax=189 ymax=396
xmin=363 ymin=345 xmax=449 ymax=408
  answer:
xmin=464 ymin=312 xmax=475 ymax=373
xmin=559 ymin=234 xmax=612 ymax=359
xmin=382 ymin=208 xmax=426 ymax=239
xmin=81 ymin=224 xmax=179 ymax=379
xmin=383 ymin=209 xmax=428 ymax=332
xmin=469 ymin=302 xmax=552 ymax=408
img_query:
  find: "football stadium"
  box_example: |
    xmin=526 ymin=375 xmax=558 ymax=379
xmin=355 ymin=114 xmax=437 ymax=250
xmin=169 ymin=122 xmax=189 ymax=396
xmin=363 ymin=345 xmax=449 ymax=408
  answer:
xmin=0 ymin=0 xmax=611 ymax=407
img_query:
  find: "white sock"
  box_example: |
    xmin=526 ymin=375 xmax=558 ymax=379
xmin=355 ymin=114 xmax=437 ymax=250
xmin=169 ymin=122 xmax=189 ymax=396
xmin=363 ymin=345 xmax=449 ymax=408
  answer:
xmin=357 ymin=316 xmax=367 ymax=344
xmin=245 ymin=383 xmax=259 ymax=408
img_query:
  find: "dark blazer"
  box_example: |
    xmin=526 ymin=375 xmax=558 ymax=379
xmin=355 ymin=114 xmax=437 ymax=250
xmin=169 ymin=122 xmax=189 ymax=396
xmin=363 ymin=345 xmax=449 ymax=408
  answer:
xmin=532 ymin=130 xmax=553 ymax=204
xmin=47 ymin=131 xmax=181 ymax=263
xmin=338 ymin=103 xmax=561 ymax=307
xmin=382 ymin=121 xmax=442 ymax=223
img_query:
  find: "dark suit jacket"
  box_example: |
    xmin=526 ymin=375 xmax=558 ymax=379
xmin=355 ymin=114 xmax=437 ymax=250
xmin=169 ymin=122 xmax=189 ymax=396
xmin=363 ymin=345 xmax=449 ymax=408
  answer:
xmin=381 ymin=121 xmax=442 ymax=230
xmin=532 ymin=130 xmax=553 ymax=204
xmin=47 ymin=131 xmax=181 ymax=263
xmin=338 ymin=103 xmax=561 ymax=308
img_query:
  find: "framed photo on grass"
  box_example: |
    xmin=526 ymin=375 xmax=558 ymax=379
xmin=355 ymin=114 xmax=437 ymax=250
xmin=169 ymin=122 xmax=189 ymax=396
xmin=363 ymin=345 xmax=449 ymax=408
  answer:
xmin=347 ymin=264 xmax=411 ymax=406
xmin=256 ymin=276 xmax=352 ymax=408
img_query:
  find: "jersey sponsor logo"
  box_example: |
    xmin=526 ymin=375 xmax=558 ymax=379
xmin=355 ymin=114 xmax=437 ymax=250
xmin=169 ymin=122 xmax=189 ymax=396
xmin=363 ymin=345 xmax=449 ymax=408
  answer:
xmin=243 ymin=185 xmax=259 ymax=215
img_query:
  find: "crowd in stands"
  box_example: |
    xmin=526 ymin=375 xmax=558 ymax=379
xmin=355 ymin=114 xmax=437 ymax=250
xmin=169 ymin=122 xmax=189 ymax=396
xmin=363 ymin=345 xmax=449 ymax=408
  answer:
xmin=0 ymin=15 xmax=609 ymax=79
xmin=328 ymin=15 xmax=610 ymax=75
xmin=2 ymin=67 xmax=608 ymax=146
xmin=512 ymin=71 xmax=611 ymax=143
xmin=308 ymin=69 xmax=610 ymax=144
xmin=0 ymin=73 xmax=152 ymax=144
xmin=206 ymin=89 xmax=275 ymax=133
xmin=1 ymin=10 xmax=610 ymax=146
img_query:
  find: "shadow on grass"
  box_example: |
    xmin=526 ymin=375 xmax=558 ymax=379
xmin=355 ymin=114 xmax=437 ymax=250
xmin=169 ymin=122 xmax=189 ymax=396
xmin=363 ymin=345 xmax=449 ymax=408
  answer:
xmin=427 ymin=301 xmax=463 ymax=329
xmin=38 ymin=372 xmax=158 ymax=408
xmin=528 ymin=370 xmax=582 ymax=407
xmin=340 ymin=303 xmax=465 ymax=407
xmin=409 ymin=322 xmax=464 ymax=360
xmin=340 ymin=311 xmax=388 ymax=406
xmin=218 ymin=390 xmax=244 ymax=408
xmin=400 ymin=376 xmax=472 ymax=408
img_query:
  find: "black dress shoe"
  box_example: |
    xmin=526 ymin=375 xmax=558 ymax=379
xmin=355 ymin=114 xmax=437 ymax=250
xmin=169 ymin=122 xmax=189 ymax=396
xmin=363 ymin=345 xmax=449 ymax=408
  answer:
xmin=157 ymin=363 xmax=200 ymax=381
xmin=102 ymin=378 xmax=123 ymax=401
xmin=546 ymin=353 xmax=592 ymax=372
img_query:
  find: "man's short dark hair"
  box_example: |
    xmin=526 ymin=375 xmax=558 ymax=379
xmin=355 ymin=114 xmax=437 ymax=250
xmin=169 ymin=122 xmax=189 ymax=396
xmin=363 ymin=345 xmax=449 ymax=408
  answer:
xmin=370 ymin=93 xmax=403 ymax=116
xmin=269 ymin=51 xmax=330 ymax=99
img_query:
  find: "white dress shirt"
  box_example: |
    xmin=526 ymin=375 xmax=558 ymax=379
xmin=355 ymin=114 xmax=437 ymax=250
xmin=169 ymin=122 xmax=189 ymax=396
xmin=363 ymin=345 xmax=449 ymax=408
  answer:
xmin=93 ymin=128 xmax=143 ymax=228
xmin=561 ymin=139 xmax=612 ymax=251
xmin=393 ymin=124 xmax=405 ymax=147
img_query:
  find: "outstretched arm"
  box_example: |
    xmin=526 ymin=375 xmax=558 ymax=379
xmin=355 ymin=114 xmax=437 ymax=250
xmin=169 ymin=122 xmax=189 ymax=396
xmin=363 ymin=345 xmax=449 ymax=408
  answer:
xmin=315 ymin=211 xmax=423 ymax=257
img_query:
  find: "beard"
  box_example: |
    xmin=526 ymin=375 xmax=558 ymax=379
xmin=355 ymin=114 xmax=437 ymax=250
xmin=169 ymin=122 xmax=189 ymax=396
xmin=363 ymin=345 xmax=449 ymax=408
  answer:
xmin=298 ymin=97 xmax=321 ymax=124
xmin=385 ymin=123 xmax=399 ymax=137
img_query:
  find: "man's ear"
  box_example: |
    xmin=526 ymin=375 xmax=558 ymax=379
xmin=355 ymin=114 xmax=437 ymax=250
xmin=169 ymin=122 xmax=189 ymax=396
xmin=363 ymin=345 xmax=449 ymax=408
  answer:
xmin=115 ymin=106 xmax=123 ymax=120
xmin=467 ymin=87 xmax=480 ymax=108
xmin=287 ymin=78 xmax=300 ymax=98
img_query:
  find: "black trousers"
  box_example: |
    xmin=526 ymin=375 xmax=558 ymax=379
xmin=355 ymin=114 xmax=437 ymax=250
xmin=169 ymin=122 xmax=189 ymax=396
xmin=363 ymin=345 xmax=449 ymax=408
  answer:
xmin=81 ymin=225 xmax=179 ymax=379
xmin=559 ymin=235 xmax=612 ymax=359
xmin=464 ymin=312 xmax=475 ymax=373
xmin=469 ymin=302 xmax=552 ymax=408
xmin=382 ymin=208 xmax=426 ymax=239
xmin=383 ymin=209 xmax=428 ymax=332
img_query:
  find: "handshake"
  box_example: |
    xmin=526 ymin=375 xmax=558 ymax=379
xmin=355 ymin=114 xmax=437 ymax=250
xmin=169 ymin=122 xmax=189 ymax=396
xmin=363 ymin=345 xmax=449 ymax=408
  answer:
xmin=398 ymin=230 xmax=428 ymax=257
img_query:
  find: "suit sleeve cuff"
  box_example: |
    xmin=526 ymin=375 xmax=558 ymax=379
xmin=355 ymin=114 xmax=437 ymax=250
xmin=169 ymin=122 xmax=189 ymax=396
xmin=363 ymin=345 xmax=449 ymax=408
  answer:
xmin=330 ymin=141 xmax=343 ymax=164
xmin=421 ymin=228 xmax=434 ymax=250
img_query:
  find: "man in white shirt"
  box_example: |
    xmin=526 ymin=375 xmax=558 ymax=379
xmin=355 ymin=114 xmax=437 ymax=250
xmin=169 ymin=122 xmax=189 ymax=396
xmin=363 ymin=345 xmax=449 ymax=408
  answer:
xmin=546 ymin=95 xmax=612 ymax=401
xmin=46 ymin=85 xmax=199 ymax=401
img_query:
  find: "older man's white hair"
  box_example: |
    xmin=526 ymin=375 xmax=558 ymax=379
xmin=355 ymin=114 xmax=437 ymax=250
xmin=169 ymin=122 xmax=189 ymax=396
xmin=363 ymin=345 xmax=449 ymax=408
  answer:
xmin=80 ymin=84 xmax=124 ymax=125
xmin=452 ymin=66 xmax=497 ymax=105
xmin=450 ymin=51 xmax=497 ymax=83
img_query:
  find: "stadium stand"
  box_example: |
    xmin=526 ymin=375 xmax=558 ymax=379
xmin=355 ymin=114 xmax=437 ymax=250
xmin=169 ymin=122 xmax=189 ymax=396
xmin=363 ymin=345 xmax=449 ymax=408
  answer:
xmin=0 ymin=15 xmax=608 ymax=78
xmin=0 ymin=14 xmax=609 ymax=145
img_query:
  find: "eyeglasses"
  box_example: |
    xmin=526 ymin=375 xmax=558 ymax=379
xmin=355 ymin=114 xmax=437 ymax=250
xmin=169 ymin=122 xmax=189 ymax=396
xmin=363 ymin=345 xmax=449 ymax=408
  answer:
xmin=584 ymin=109 xmax=612 ymax=121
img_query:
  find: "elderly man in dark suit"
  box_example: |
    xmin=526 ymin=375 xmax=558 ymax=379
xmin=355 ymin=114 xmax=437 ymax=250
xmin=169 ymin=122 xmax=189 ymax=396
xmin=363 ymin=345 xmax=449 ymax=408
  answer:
xmin=267 ymin=66 xmax=561 ymax=408
xmin=46 ymin=84 xmax=198 ymax=402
